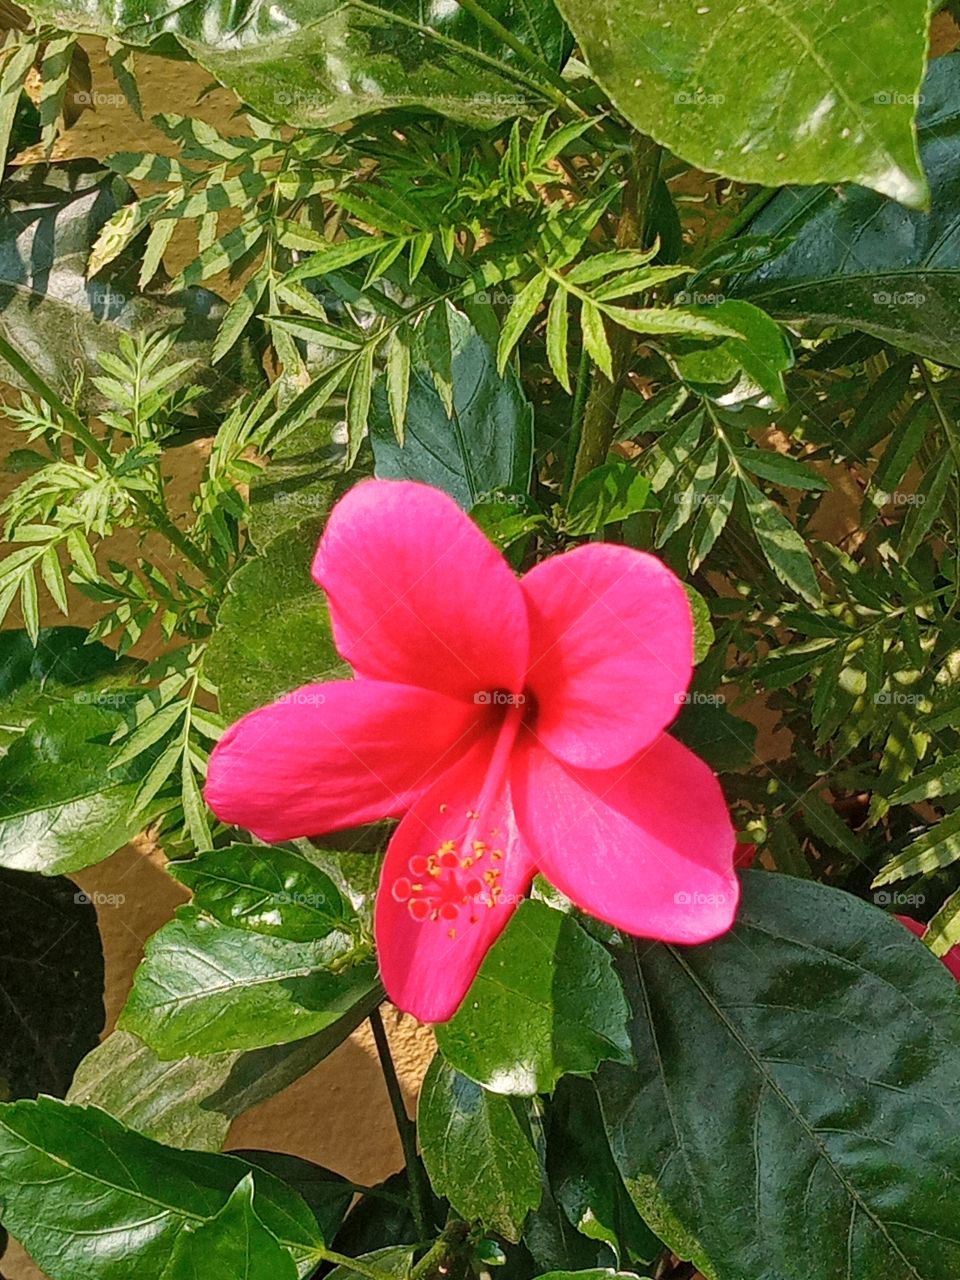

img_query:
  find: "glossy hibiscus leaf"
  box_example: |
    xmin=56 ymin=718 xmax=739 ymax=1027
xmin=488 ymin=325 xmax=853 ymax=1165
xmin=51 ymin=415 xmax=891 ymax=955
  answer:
xmin=164 ymin=1173 xmax=299 ymax=1280
xmin=0 ymin=685 xmax=165 ymax=875
xmin=206 ymin=518 xmax=348 ymax=720
xmin=418 ymin=1055 xmax=541 ymax=1242
xmin=734 ymin=53 xmax=960 ymax=368
xmin=554 ymin=0 xmax=929 ymax=206
xmin=546 ymin=1077 xmax=660 ymax=1266
xmin=371 ymin=303 xmax=534 ymax=510
xmin=247 ymin=415 xmax=345 ymax=550
xmin=68 ymin=1001 xmax=377 ymax=1152
xmin=436 ymin=900 xmax=632 ymax=1096
xmin=597 ymin=871 xmax=960 ymax=1280
xmin=171 ymin=843 xmax=357 ymax=943
xmin=0 ymin=626 xmax=127 ymax=754
xmin=17 ymin=0 xmax=570 ymax=130
xmin=232 ymin=1152 xmax=353 ymax=1243
xmin=0 ymin=868 xmax=104 ymax=1100
xmin=118 ymin=905 xmax=380 ymax=1058
xmin=0 ymin=160 xmax=237 ymax=407
xmin=0 ymin=1097 xmax=325 ymax=1279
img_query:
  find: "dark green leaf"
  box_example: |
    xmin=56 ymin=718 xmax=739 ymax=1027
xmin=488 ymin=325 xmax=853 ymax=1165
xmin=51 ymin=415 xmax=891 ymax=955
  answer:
xmin=233 ymin=1152 xmax=353 ymax=1243
xmin=436 ymin=900 xmax=632 ymax=1097
xmin=164 ymin=1173 xmax=299 ymax=1280
xmin=598 ymin=871 xmax=960 ymax=1280
xmin=371 ymin=305 xmax=533 ymax=509
xmin=171 ymin=843 xmax=356 ymax=942
xmin=0 ymin=868 xmax=103 ymax=1100
xmin=547 ymin=1077 xmax=660 ymax=1265
xmin=418 ymin=1056 xmax=541 ymax=1241
xmin=0 ymin=687 xmax=164 ymax=875
xmin=555 ymin=0 xmax=929 ymax=205
xmin=0 ymin=626 xmax=126 ymax=754
xmin=671 ymin=699 xmax=758 ymax=773
xmin=118 ymin=905 xmax=378 ymax=1058
xmin=735 ymin=53 xmax=960 ymax=366
xmin=0 ymin=1097 xmax=325 ymax=1279
xmin=206 ymin=520 xmax=348 ymax=720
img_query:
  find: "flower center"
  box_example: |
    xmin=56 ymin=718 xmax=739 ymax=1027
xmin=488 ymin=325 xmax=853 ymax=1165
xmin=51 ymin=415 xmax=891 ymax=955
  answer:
xmin=390 ymin=698 xmax=526 ymax=940
xmin=391 ymin=830 xmax=506 ymax=930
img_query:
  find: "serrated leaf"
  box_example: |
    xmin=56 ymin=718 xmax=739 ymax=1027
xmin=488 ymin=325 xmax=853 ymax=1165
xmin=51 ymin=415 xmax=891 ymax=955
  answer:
xmin=172 ymin=844 xmax=355 ymax=942
xmin=119 ymin=905 xmax=378 ymax=1058
xmin=418 ymin=1056 xmax=541 ymax=1242
xmin=436 ymin=900 xmax=632 ymax=1097
xmin=740 ymin=475 xmax=821 ymax=604
xmin=497 ymin=271 xmax=549 ymax=373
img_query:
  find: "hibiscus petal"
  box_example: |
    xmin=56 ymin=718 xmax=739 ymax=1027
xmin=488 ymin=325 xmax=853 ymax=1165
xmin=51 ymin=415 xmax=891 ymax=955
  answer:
xmin=512 ymin=734 xmax=738 ymax=943
xmin=205 ymin=680 xmax=481 ymax=843
xmin=376 ymin=742 xmax=536 ymax=1022
xmin=313 ymin=479 xmax=528 ymax=701
xmin=521 ymin=544 xmax=692 ymax=768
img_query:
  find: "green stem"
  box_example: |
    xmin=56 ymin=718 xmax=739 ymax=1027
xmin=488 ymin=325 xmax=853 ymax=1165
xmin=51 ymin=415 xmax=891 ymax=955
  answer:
xmin=563 ymin=344 xmax=592 ymax=497
xmin=369 ymin=1007 xmax=431 ymax=1240
xmin=408 ymin=1221 xmax=470 ymax=1280
xmin=570 ymin=134 xmax=662 ymax=490
xmin=0 ymin=330 xmax=213 ymax=579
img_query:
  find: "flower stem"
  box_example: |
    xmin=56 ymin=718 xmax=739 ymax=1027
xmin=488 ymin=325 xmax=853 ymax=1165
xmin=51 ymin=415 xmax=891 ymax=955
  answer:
xmin=570 ymin=134 xmax=662 ymax=491
xmin=369 ymin=1006 xmax=431 ymax=1240
xmin=408 ymin=1220 xmax=470 ymax=1280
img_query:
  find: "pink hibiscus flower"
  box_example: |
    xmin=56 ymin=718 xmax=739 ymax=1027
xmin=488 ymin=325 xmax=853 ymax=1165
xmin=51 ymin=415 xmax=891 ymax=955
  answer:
xmin=897 ymin=916 xmax=960 ymax=981
xmin=206 ymin=479 xmax=738 ymax=1021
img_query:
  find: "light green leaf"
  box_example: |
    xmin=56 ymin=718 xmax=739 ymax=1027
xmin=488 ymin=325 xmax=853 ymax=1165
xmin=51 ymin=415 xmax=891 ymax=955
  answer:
xmin=555 ymin=0 xmax=929 ymax=206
